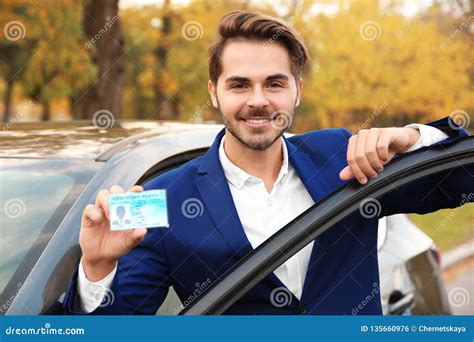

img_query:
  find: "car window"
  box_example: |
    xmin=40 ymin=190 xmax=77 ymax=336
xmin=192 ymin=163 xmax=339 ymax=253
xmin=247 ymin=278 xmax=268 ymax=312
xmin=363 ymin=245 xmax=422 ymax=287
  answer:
xmin=0 ymin=159 xmax=96 ymax=315
xmin=179 ymin=137 xmax=474 ymax=315
xmin=0 ymin=171 xmax=73 ymax=289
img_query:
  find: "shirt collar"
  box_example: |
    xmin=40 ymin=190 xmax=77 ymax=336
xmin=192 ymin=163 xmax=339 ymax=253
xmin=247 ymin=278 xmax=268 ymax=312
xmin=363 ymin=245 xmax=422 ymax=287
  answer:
xmin=218 ymin=134 xmax=289 ymax=190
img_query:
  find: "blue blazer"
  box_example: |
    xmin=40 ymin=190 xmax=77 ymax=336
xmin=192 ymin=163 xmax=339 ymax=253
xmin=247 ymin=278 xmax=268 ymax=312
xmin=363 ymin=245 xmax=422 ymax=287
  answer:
xmin=64 ymin=117 xmax=471 ymax=315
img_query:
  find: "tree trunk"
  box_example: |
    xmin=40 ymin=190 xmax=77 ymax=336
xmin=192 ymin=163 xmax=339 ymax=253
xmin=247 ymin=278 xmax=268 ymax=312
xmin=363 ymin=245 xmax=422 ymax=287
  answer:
xmin=74 ymin=0 xmax=124 ymax=124
xmin=41 ymin=101 xmax=50 ymax=121
xmin=2 ymin=79 xmax=14 ymax=122
xmin=153 ymin=0 xmax=179 ymax=120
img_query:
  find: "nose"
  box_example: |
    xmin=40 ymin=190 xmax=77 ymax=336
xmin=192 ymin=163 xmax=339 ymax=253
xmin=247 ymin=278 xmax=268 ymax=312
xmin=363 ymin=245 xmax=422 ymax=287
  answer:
xmin=246 ymin=87 xmax=269 ymax=108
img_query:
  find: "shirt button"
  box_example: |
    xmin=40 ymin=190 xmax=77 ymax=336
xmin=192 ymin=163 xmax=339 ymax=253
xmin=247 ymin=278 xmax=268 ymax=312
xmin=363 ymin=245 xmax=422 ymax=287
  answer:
xmin=299 ymin=305 xmax=307 ymax=315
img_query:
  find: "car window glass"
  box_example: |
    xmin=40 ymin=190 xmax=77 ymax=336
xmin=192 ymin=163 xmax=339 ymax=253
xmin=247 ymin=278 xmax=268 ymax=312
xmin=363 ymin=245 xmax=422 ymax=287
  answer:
xmin=0 ymin=171 xmax=74 ymax=296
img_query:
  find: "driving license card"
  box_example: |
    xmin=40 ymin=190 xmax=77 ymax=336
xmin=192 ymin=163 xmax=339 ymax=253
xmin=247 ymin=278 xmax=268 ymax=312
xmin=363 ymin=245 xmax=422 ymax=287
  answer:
xmin=109 ymin=190 xmax=169 ymax=230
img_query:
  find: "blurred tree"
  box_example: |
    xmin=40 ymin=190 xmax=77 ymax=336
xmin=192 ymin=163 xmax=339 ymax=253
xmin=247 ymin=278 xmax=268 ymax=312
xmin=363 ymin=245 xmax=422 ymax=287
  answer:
xmin=1 ymin=0 xmax=472 ymax=128
xmin=300 ymin=0 xmax=473 ymax=131
xmin=0 ymin=0 xmax=36 ymax=122
xmin=437 ymin=0 xmax=473 ymax=48
xmin=72 ymin=0 xmax=124 ymax=123
xmin=22 ymin=0 xmax=96 ymax=120
xmin=152 ymin=0 xmax=179 ymax=120
xmin=0 ymin=0 xmax=96 ymax=121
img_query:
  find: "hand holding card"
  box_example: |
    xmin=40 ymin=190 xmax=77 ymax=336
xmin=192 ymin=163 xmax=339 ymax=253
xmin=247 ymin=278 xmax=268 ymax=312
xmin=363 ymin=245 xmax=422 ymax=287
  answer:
xmin=80 ymin=185 xmax=150 ymax=282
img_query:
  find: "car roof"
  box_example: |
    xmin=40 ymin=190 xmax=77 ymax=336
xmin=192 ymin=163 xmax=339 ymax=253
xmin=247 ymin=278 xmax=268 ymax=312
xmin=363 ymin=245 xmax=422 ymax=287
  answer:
xmin=0 ymin=120 xmax=223 ymax=160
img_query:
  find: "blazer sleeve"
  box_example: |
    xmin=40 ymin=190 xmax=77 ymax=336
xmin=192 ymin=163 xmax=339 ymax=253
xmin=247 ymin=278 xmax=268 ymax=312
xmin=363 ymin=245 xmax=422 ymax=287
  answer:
xmin=371 ymin=116 xmax=472 ymax=216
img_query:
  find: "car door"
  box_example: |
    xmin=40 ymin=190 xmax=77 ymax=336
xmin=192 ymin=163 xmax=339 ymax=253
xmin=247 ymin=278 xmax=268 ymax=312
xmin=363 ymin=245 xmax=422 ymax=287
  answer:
xmin=179 ymin=136 xmax=474 ymax=315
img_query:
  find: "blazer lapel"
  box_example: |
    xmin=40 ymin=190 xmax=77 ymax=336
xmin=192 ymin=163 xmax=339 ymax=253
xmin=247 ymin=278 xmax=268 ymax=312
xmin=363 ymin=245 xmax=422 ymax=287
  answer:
xmin=285 ymin=136 xmax=337 ymax=302
xmin=194 ymin=129 xmax=254 ymax=262
xmin=285 ymin=136 xmax=334 ymax=204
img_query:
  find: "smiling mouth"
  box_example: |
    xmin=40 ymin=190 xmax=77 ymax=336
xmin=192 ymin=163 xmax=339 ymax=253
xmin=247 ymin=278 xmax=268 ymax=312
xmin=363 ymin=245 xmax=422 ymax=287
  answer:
xmin=242 ymin=118 xmax=271 ymax=124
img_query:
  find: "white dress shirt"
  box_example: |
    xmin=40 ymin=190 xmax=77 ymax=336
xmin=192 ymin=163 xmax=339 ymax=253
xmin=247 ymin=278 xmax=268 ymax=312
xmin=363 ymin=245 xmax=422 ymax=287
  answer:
xmin=76 ymin=124 xmax=448 ymax=313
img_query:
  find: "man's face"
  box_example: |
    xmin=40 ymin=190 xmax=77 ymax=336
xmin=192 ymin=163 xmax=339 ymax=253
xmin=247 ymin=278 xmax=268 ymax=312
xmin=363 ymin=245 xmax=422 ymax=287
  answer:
xmin=209 ymin=40 xmax=302 ymax=150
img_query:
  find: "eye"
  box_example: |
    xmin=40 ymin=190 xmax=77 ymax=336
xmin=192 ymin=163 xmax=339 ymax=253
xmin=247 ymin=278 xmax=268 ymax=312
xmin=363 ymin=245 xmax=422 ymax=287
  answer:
xmin=231 ymin=83 xmax=247 ymax=89
xmin=268 ymin=82 xmax=283 ymax=88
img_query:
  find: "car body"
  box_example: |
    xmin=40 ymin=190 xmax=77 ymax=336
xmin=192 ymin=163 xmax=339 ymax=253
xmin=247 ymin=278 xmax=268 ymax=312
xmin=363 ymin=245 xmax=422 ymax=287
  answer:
xmin=0 ymin=121 xmax=455 ymax=315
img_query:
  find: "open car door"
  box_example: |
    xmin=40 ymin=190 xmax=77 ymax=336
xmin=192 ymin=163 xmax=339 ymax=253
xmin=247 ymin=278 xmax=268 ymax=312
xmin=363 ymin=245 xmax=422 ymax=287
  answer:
xmin=180 ymin=136 xmax=474 ymax=315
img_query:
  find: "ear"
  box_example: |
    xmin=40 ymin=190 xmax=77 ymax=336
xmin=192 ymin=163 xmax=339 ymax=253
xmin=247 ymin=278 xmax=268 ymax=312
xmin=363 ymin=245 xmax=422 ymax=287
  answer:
xmin=208 ymin=80 xmax=218 ymax=108
xmin=295 ymin=78 xmax=303 ymax=107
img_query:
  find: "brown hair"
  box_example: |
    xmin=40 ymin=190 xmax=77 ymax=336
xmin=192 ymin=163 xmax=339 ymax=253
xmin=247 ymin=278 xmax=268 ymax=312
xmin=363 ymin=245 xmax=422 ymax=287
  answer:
xmin=208 ymin=11 xmax=310 ymax=85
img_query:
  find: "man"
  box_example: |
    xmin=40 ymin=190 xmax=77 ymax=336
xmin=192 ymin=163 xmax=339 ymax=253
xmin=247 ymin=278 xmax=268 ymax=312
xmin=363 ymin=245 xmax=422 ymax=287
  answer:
xmin=64 ymin=11 xmax=471 ymax=315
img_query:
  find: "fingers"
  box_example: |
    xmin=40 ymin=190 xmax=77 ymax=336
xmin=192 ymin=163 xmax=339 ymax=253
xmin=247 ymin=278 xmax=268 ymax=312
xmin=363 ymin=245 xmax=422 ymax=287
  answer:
xmin=377 ymin=130 xmax=391 ymax=163
xmin=109 ymin=185 xmax=125 ymax=194
xmin=83 ymin=204 xmax=105 ymax=227
xmin=94 ymin=185 xmax=126 ymax=221
xmin=128 ymin=185 xmax=144 ymax=193
xmin=346 ymin=135 xmax=366 ymax=183
xmin=354 ymin=129 xmax=378 ymax=180
xmin=95 ymin=189 xmax=111 ymax=221
xmin=343 ymin=128 xmax=397 ymax=184
xmin=347 ymin=132 xmax=373 ymax=184
xmin=365 ymin=128 xmax=384 ymax=172
xmin=339 ymin=165 xmax=353 ymax=181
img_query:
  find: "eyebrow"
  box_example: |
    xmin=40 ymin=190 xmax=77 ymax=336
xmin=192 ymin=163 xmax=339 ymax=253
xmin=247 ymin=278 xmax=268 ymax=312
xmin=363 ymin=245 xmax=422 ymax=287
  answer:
xmin=224 ymin=73 xmax=289 ymax=84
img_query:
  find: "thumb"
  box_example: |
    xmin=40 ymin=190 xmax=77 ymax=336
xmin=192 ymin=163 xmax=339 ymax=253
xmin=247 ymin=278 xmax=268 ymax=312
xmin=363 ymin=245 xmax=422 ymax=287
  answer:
xmin=132 ymin=228 xmax=148 ymax=241
xmin=339 ymin=166 xmax=354 ymax=181
xmin=124 ymin=228 xmax=148 ymax=250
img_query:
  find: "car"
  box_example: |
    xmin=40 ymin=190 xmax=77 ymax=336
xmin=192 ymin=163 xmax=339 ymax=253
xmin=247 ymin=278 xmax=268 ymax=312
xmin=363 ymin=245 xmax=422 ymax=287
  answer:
xmin=2 ymin=121 xmax=470 ymax=316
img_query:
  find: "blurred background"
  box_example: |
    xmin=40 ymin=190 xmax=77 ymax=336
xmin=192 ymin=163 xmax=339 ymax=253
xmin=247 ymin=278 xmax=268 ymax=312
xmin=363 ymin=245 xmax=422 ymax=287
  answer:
xmin=0 ymin=0 xmax=472 ymax=314
xmin=0 ymin=0 xmax=472 ymax=131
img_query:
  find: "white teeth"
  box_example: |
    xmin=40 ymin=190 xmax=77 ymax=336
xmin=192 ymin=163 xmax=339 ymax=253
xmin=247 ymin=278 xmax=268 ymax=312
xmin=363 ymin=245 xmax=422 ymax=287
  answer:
xmin=246 ymin=119 xmax=270 ymax=124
